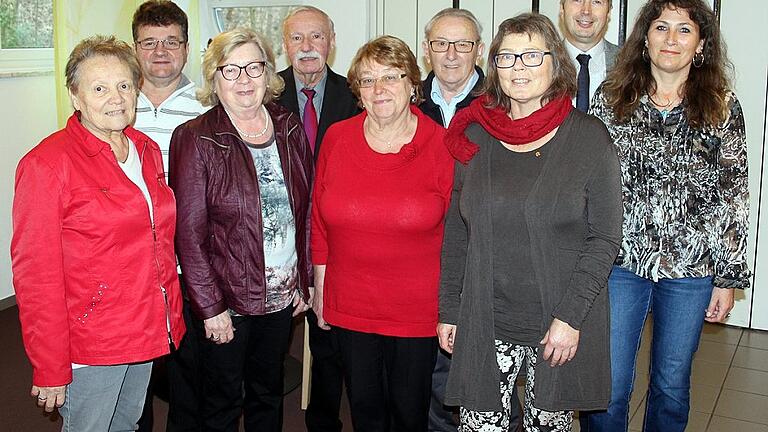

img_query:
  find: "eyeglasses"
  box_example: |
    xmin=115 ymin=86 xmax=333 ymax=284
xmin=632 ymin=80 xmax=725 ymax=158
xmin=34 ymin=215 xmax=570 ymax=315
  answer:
xmin=216 ymin=61 xmax=266 ymax=81
xmin=429 ymin=40 xmax=477 ymax=53
xmin=494 ymin=51 xmax=552 ymax=68
xmin=357 ymin=73 xmax=407 ymax=88
xmin=136 ymin=38 xmax=186 ymax=50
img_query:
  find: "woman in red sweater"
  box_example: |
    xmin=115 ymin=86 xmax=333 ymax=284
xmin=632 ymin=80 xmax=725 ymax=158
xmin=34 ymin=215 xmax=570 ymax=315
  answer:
xmin=311 ymin=35 xmax=454 ymax=432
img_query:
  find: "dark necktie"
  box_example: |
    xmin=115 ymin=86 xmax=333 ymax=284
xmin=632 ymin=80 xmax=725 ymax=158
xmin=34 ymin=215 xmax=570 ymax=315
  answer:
xmin=576 ymin=54 xmax=591 ymax=112
xmin=301 ymin=88 xmax=318 ymax=153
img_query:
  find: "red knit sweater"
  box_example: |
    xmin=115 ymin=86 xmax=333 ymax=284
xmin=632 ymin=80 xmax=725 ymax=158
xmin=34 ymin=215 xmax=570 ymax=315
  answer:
xmin=311 ymin=106 xmax=454 ymax=337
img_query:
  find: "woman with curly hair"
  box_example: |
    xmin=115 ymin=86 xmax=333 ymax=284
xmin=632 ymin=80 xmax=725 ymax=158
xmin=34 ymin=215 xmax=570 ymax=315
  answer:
xmin=582 ymin=1 xmax=749 ymax=431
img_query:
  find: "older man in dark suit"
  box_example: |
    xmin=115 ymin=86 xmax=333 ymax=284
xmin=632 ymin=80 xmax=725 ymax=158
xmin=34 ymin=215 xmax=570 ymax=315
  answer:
xmin=277 ymin=7 xmax=358 ymax=161
xmin=275 ymin=6 xmax=358 ymax=432
xmin=559 ymin=0 xmax=619 ymax=112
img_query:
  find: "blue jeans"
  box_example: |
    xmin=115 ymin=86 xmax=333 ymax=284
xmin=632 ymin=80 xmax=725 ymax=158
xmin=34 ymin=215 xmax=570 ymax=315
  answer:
xmin=60 ymin=362 xmax=152 ymax=432
xmin=581 ymin=266 xmax=712 ymax=432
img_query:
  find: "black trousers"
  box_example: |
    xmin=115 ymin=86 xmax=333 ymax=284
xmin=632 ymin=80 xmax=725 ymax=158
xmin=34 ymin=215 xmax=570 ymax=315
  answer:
xmin=336 ymin=327 xmax=438 ymax=432
xmin=305 ymin=310 xmax=344 ymax=432
xmin=137 ymin=295 xmax=204 ymax=432
xmin=429 ymin=348 xmax=458 ymax=431
xmin=166 ymin=300 xmax=205 ymax=431
xmin=200 ymin=306 xmax=293 ymax=432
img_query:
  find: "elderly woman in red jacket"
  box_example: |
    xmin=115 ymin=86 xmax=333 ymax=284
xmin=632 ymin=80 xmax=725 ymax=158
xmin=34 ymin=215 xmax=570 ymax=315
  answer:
xmin=11 ymin=35 xmax=185 ymax=431
xmin=169 ymin=28 xmax=313 ymax=432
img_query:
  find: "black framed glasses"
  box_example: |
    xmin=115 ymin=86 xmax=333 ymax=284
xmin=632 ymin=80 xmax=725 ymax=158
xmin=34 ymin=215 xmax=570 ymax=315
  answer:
xmin=494 ymin=51 xmax=552 ymax=68
xmin=216 ymin=61 xmax=266 ymax=81
xmin=357 ymin=73 xmax=407 ymax=88
xmin=136 ymin=38 xmax=186 ymax=50
xmin=429 ymin=40 xmax=477 ymax=53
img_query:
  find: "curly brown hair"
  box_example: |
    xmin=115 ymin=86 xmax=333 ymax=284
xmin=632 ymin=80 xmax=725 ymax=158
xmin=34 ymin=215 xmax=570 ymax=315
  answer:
xmin=601 ymin=0 xmax=732 ymax=127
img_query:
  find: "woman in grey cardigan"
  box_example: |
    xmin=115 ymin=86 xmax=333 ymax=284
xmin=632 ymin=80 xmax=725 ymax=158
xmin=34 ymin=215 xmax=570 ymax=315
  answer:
xmin=440 ymin=14 xmax=622 ymax=431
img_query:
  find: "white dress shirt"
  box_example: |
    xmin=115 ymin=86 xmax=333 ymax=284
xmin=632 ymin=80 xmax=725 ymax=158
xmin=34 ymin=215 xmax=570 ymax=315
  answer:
xmin=565 ymin=39 xmax=608 ymax=104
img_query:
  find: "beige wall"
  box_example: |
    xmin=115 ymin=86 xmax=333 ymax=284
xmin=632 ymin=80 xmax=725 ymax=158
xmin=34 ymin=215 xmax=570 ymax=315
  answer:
xmin=1 ymin=0 xmax=200 ymax=303
xmin=0 ymin=74 xmax=59 ymax=302
xmin=53 ymin=0 xmax=200 ymax=126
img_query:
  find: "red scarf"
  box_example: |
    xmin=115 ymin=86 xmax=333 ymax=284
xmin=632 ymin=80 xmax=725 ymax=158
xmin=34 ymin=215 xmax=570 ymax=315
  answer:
xmin=445 ymin=95 xmax=573 ymax=164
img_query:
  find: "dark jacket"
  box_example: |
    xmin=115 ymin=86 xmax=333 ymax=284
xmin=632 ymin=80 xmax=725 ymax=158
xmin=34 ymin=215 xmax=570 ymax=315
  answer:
xmin=169 ymin=102 xmax=314 ymax=320
xmin=418 ymin=66 xmax=485 ymax=126
xmin=604 ymin=39 xmax=619 ymax=70
xmin=276 ymin=66 xmax=360 ymax=159
xmin=440 ymin=111 xmax=622 ymax=411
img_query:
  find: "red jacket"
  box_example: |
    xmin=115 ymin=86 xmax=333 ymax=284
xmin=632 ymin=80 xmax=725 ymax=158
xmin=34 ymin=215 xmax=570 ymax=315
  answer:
xmin=11 ymin=113 xmax=186 ymax=387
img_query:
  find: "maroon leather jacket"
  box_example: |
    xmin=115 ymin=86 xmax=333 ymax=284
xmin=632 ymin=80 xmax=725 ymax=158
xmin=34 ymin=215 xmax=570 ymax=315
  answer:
xmin=169 ymin=102 xmax=313 ymax=320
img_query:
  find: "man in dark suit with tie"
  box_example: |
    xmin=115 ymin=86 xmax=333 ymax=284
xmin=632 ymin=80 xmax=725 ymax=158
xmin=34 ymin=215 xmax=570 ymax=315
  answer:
xmin=277 ymin=6 xmax=359 ymax=160
xmin=275 ymin=6 xmax=358 ymax=432
xmin=559 ymin=0 xmax=619 ymax=112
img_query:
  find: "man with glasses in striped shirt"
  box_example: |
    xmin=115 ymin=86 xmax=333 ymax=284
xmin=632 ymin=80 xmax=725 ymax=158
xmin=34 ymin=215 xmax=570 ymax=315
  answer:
xmin=132 ymin=2 xmax=207 ymax=431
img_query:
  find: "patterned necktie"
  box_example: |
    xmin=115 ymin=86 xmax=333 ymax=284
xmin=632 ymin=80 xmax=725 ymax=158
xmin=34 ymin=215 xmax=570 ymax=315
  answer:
xmin=576 ymin=54 xmax=591 ymax=112
xmin=301 ymin=88 xmax=318 ymax=153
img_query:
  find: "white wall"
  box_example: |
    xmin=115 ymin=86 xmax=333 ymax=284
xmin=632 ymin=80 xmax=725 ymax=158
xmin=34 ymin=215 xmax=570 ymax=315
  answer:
xmin=0 ymin=74 xmax=59 ymax=302
xmin=728 ymin=1 xmax=768 ymax=329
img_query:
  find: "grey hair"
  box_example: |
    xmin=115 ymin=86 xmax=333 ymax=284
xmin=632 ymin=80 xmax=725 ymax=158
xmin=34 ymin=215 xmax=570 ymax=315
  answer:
xmin=423 ymin=8 xmax=483 ymax=41
xmin=65 ymin=35 xmax=142 ymax=93
xmin=282 ymin=6 xmax=335 ymax=36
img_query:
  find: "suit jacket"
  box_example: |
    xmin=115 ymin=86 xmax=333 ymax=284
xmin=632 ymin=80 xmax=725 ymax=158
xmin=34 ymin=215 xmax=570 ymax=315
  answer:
xmin=604 ymin=39 xmax=619 ymax=71
xmin=276 ymin=66 xmax=360 ymax=159
xmin=418 ymin=66 xmax=485 ymax=127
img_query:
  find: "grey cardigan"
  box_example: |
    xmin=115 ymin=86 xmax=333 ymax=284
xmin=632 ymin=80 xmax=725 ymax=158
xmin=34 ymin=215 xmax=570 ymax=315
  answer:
xmin=439 ymin=110 xmax=623 ymax=412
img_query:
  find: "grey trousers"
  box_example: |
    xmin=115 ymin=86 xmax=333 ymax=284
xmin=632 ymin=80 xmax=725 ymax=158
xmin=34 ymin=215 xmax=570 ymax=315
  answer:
xmin=59 ymin=361 xmax=152 ymax=432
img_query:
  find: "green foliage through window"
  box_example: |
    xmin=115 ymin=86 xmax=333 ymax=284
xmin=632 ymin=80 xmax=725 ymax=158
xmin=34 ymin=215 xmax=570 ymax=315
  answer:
xmin=0 ymin=0 xmax=53 ymax=49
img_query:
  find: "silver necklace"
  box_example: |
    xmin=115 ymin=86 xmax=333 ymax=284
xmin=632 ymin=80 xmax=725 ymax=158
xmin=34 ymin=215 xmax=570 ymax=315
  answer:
xmin=227 ymin=105 xmax=269 ymax=139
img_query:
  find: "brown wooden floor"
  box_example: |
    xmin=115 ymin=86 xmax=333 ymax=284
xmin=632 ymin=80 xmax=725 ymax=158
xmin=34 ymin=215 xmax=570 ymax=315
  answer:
xmin=0 ymin=305 xmax=353 ymax=431
xmin=4 ymin=303 xmax=767 ymax=431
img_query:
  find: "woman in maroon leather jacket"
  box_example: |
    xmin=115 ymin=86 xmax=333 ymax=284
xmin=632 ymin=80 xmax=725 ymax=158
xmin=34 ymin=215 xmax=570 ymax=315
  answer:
xmin=169 ymin=28 xmax=313 ymax=431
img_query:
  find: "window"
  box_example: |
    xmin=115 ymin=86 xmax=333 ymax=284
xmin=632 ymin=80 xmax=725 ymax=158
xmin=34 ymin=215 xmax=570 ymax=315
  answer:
xmin=210 ymin=5 xmax=298 ymax=58
xmin=199 ymin=0 xmax=376 ymax=78
xmin=0 ymin=0 xmax=54 ymax=73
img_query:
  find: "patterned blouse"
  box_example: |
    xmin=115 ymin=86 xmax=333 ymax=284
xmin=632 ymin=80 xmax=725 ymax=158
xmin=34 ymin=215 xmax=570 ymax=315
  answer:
xmin=591 ymin=90 xmax=750 ymax=288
